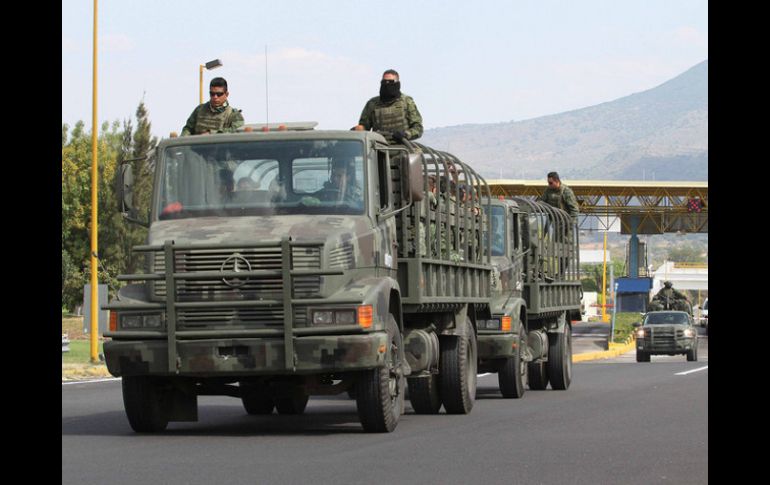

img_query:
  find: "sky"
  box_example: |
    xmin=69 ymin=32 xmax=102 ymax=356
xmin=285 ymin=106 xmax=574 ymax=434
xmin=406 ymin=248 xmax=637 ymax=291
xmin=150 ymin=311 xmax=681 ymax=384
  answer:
xmin=62 ymin=0 xmax=708 ymax=140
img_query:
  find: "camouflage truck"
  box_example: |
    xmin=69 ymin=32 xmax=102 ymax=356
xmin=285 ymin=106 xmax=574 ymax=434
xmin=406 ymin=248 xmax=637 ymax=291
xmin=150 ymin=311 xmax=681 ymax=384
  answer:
xmin=476 ymin=196 xmax=582 ymax=398
xmin=105 ymin=126 xmax=497 ymax=433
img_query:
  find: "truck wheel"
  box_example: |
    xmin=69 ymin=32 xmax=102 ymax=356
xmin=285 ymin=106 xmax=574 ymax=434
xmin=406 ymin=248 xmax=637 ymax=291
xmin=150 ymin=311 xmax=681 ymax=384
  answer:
xmin=636 ymin=351 xmax=650 ymax=363
xmin=240 ymin=383 xmax=275 ymax=415
xmin=408 ymin=374 xmax=442 ymax=414
xmin=439 ymin=319 xmax=477 ymax=414
xmin=356 ymin=315 xmax=405 ymax=432
xmin=276 ymin=394 xmax=309 ymax=415
xmin=548 ymin=324 xmax=573 ymax=390
xmin=122 ymin=376 xmax=169 ymax=432
xmin=527 ymin=362 xmax=549 ymax=390
xmin=686 ymin=346 xmax=698 ymax=362
xmin=498 ymin=326 xmax=527 ymax=398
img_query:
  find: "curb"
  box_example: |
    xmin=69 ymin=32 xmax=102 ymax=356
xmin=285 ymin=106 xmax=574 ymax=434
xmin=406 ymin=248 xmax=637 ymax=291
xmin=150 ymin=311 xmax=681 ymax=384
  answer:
xmin=62 ymin=364 xmax=112 ymax=381
xmin=573 ymin=336 xmax=636 ymax=363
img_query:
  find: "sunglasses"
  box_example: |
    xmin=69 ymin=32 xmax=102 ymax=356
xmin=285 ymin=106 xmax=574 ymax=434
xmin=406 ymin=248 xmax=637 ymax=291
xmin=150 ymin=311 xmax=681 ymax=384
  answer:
xmin=209 ymin=91 xmax=227 ymax=97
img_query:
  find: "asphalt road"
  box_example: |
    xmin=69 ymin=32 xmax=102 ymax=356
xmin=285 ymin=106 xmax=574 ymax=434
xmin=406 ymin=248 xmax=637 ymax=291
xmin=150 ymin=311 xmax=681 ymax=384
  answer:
xmin=62 ymin=339 xmax=707 ymax=485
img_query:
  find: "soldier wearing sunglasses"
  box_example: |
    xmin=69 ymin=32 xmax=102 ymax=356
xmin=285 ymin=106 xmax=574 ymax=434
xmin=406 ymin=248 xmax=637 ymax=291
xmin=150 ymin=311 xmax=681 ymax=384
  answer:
xmin=181 ymin=77 xmax=244 ymax=136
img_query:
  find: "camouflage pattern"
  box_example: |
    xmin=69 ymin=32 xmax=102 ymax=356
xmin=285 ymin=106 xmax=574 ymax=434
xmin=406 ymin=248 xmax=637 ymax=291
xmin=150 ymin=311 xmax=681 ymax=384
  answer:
xmin=636 ymin=311 xmax=698 ymax=355
xmin=537 ymin=184 xmax=579 ymax=222
xmin=358 ymin=95 xmax=423 ymax=143
xmin=104 ymin=333 xmax=389 ymax=377
xmin=105 ymin=130 xmax=493 ymax=382
xmin=181 ymin=102 xmax=245 ymax=136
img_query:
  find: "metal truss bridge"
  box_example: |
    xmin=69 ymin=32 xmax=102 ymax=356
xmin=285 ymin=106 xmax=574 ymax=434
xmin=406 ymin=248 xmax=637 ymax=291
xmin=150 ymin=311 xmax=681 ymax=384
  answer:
xmin=487 ymin=180 xmax=708 ymax=234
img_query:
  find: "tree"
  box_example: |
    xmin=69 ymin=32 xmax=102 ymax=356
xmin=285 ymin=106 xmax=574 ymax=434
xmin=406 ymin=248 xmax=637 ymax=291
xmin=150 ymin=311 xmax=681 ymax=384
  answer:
xmin=61 ymin=100 xmax=158 ymax=311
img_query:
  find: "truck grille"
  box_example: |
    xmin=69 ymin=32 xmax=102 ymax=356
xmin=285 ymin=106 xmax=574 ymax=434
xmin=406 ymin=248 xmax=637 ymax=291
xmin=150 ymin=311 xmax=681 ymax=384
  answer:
xmin=152 ymin=247 xmax=321 ymax=299
xmin=643 ymin=327 xmax=685 ymax=350
xmin=149 ymin=246 xmax=320 ymax=330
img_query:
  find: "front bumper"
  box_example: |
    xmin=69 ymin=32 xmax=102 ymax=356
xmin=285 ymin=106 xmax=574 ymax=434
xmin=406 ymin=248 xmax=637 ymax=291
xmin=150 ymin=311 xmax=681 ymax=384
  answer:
xmin=637 ymin=338 xmax=697 ymax=354
xmin=104 ymin=332 xmax=389 ymax=377
xmin=477 ymin=332 xmax=519 ymax=360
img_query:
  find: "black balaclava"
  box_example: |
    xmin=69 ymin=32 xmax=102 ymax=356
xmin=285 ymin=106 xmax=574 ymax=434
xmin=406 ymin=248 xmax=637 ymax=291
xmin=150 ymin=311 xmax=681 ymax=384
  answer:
xmin=379 ymin=80 xmax=401 ymax=102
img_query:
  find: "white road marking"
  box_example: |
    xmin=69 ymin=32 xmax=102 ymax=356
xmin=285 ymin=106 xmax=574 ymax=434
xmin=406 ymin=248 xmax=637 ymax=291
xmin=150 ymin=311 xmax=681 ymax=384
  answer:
xmin=62 ymin=377 xmax=121 ymax=385
xmin=675 ymin=366 xmax=708 ymax=376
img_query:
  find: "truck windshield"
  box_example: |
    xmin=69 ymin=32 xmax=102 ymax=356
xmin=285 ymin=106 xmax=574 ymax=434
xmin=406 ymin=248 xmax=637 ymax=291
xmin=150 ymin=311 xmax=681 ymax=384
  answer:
xmin=156 ymin=139 xmax=365 ymax=220
xmin=644 ymin=313 xmax=689 ymax=325
xmin=487 ymin=206 xmax=505 ymax=256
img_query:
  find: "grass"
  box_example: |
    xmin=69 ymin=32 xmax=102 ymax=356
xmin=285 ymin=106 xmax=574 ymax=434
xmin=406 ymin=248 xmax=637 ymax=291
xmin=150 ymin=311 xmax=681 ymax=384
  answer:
xmin=62 ymin=340 xmax=105 ymax=364
xmin=612 ymin=312 xmax=643 ymax=343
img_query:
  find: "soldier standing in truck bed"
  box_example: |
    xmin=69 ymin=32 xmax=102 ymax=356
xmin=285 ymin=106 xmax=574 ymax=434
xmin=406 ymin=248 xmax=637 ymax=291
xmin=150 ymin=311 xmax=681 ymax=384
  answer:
xmin=538 ymin=171 xmax=579 ymax=224
xmin=355 ymin=69 xmax=423 ymax=144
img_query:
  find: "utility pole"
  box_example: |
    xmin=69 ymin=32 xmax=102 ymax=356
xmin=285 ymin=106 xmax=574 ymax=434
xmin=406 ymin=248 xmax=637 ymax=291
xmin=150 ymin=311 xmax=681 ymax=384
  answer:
xmin=89 ymin=0 xmax=100 ymax=363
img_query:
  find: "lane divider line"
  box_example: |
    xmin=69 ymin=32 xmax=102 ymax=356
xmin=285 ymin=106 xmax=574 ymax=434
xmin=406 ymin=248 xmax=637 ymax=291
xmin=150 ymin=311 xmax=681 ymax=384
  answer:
xmin=675 ymin=366 xmax=708 ymax=376
xmin=62 ymin=377 xmax=121 ymax=385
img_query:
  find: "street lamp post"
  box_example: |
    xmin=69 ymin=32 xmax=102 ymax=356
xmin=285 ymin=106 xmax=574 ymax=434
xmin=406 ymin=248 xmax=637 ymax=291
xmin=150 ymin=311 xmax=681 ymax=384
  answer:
xmin=199 ymin=58 xmax=223 ymax=104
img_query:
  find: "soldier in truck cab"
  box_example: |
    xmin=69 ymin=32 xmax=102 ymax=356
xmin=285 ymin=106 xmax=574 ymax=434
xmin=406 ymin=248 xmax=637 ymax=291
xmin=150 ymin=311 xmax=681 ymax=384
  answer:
xmin=354 ymin=69 xmax=423 ymax=144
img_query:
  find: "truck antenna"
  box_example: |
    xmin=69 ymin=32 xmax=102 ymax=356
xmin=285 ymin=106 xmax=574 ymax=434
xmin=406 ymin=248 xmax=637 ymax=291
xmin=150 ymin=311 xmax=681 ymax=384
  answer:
xmin=265 ymin=45 xmax=269 ymax=126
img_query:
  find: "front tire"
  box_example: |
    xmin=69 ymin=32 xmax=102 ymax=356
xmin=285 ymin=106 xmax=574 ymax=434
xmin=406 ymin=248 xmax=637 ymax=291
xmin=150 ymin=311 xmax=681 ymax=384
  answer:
xmin=636 ymin=351 xmax=650 ymax=362
xmin=122 ymin=376 xmax=170 ymax=432
xmin=356 ymin=315 xmax=405 ymax=432
xmin=240 ymin=383 xmax=275 ymax=415
xmin=439 ymin=318 xmax=478 ymax=414
xmin=548 ymin=324 xmax=573 ymax=390
xmin=276 ymin=394 xmax=309 ymax=415
xmin=498 ymin=326 xmax=527 ymax=398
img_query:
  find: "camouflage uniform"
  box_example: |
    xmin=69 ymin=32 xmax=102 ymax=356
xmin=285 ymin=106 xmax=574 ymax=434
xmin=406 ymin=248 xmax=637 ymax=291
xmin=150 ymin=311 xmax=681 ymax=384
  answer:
xmin=538 ymin=184 xmax=579 ymax=222
xmin=181 ymin=101 xmax=244 ymax=136
xmin=358 ymin=95 xmax=423 ymax=143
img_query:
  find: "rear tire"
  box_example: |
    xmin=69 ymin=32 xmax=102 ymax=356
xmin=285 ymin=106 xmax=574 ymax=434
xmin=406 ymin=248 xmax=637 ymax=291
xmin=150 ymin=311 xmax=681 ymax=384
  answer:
xmin=408 ymin=374 xmax=442 ymax=414
xmin=527 ymin=361 xmax=549 ymax=390
xmin=122 ymin=376 xmax=170 ymax=432
xmin=636 ymin=351 xmax=650 ymax=363
xmin=498 ymin=326 xmax=527 ymax=398
xmin=356 ymin=315 xmax=405 ymax=432
xmin=439 ymin=318 xmax=477 ymax=414
xmin=548 ymin=324 xmax=573 ymax=390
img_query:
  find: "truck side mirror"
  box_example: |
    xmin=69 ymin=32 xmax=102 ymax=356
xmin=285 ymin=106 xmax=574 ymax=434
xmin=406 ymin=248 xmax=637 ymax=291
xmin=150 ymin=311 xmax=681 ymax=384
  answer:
xmin=632 ymin=322 xmax=641 ymax=328
xmin=407 ymin=153 xmax=424 ymax=202
xmin=116 ymin=163 xmax=135 ymax=214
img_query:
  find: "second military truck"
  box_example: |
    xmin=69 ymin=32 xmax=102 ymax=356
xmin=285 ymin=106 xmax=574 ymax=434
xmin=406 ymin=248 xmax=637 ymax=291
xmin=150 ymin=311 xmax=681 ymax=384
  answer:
xmin=477 ymin=196 xmax=582 ymax=398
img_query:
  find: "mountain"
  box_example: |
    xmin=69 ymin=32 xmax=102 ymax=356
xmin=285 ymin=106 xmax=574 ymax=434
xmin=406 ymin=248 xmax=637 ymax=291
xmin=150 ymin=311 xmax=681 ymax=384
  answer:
xmin=420 ymin=60 xmax=708 ymax=181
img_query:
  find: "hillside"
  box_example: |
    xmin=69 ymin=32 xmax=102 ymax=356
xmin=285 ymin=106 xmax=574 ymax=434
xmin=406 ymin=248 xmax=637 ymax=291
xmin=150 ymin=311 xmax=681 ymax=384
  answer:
xmin=421 ymin=60 xmax=708 ymax=181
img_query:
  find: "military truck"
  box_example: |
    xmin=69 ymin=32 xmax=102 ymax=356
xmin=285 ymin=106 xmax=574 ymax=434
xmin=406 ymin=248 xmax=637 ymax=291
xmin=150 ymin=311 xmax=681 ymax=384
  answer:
xmin=476 ymin=196 xmax=582 ymax=398
xmin=633 ymin=310 xmax=699 ymax=362
xmin=104 ymin=126 xmax=500 ymax=433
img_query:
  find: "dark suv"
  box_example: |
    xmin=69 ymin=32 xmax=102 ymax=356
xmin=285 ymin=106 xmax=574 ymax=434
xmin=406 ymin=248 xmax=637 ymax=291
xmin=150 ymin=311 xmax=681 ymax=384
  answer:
xmin=634 ymin=311 xmax=699 ymax=362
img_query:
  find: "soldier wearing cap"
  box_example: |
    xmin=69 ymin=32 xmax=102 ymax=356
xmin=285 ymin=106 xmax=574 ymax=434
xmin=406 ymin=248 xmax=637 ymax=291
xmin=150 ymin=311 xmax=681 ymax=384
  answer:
xmin=181 ymin=77 xmax=244 ymax=136
xmin=355 ymin=69 xmax=423 ymax=144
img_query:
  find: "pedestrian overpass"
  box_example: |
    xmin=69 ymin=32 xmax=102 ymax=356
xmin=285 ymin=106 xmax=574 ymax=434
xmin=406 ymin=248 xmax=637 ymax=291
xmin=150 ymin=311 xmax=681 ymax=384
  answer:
xmin=487 ymin=179 xmax=708 ymax=279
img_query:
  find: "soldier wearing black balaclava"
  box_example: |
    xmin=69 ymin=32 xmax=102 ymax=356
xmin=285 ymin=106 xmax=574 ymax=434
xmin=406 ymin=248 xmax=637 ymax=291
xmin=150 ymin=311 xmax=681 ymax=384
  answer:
xmin=355 ymin=69 xmax=423 ymax=144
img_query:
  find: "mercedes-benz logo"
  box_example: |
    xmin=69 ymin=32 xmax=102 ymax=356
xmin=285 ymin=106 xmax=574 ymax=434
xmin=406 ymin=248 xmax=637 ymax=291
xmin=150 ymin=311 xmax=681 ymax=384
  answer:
xmin=221 ymin=253 xmax=252 ymax=288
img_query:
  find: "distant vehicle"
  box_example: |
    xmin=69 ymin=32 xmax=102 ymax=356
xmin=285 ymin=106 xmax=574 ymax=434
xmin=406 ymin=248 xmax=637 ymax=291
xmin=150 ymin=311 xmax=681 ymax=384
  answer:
xmin=700 ymin=298 xmax=708 ymax=330
xmin=633 ymin=311 xmax=698 ymax=362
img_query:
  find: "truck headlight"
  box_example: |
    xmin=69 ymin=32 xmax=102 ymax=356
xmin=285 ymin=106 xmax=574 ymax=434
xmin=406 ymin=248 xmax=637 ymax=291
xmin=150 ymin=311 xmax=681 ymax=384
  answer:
xmin=684 ymin=328 xmax=695 ymax=338
xmin=635 ymin=328 xmax=645 ymax=338
xmin=120 ymin=314 xmax=163 ymax=329
xmin=122 ymin=315 xmax=142 ymax=328
xmin=312 ymin=311 xmax=334 ymax=325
